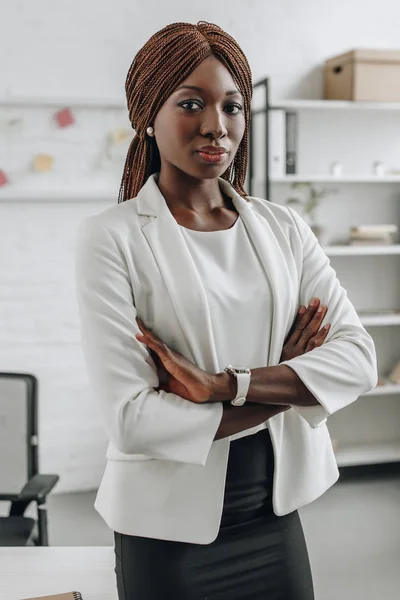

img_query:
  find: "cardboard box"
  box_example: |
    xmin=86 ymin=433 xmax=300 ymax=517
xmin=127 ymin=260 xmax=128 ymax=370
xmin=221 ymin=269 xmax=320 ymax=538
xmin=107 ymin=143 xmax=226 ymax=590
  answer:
xmin=324 ymin=49 xmax=400 ymax=101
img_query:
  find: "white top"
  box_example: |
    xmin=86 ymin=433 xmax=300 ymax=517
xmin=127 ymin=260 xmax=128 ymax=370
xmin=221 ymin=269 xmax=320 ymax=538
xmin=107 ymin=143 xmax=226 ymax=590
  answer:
xmin=179 ymin=215 xmax=272 ymax=440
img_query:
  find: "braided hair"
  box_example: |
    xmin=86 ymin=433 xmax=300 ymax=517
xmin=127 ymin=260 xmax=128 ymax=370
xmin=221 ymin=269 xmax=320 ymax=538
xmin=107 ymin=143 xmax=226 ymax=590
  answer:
xmin=118 ymin=21 xmax=253 ymax=204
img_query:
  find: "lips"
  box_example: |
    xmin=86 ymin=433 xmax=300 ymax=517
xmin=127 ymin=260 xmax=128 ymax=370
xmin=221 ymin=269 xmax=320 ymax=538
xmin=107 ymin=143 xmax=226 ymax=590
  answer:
xmin=197 ymin=151 xmax=226 ymax=164
xmin=197 ymin=146 xmax=227 ymax=155
xmin=196 ymin=146 xmax=228 ymax=165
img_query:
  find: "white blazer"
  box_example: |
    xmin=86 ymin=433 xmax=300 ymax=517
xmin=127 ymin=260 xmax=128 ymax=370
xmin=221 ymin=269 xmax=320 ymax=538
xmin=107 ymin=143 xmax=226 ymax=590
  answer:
xmin=74 ymin=173 xmax=378 ymax=545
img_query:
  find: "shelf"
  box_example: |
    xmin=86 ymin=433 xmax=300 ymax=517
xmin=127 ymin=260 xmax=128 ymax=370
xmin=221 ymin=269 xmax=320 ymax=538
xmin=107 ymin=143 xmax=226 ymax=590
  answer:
xmin=270 ymin=174 xmax=400 ymax=183
xmin=0 ymin=183 xmax=119 ymax=202
xmin=363 ymin=383 xmax=400 ymax=396
xmin=0 ymin=94 xmax=125 ymax=108
xmin=358 ymin=312 xmax=400 ymax=326
xmin=334 ymin=442 xmax=400 ymax=467
xmin=262 ymin=88 xmax=400 ymax=470
xmin=270 ymin=99 xmax=400 ymax=111
xmin=323 ymin=245 xmax=400 ymax=256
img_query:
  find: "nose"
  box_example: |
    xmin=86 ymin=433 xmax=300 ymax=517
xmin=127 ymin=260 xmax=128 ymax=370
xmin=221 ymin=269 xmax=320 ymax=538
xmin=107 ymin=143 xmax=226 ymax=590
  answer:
xmin=199 ymin=108 xmax=227 ymax=139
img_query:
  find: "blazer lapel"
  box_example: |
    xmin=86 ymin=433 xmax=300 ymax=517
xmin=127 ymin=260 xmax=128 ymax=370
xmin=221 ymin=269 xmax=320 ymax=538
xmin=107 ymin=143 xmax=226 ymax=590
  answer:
xmin=136 ymin=175 xmax=219 ymax=372
xmin=136 ymin=174 xmax=295 ymax=371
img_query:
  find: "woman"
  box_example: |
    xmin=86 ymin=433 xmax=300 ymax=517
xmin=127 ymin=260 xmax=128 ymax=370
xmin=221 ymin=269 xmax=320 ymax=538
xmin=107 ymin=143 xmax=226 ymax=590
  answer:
xmin=74 ymin=21 xmax=378 ymax=600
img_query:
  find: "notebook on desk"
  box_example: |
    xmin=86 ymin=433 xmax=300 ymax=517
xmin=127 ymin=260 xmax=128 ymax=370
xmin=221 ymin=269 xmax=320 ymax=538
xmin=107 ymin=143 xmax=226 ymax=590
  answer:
xmin=22 ymin=593 xmax=83 ymax=600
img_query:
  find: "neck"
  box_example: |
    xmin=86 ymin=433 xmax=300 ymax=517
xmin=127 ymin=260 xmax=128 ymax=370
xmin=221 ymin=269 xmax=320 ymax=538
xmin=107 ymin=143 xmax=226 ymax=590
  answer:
xmin=156 ymin=167 xmax=231 ymax=216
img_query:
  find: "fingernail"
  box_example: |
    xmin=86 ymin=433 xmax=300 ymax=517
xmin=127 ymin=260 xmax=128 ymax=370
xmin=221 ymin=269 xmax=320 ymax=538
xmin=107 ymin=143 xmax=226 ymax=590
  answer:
xmin=310 ymin=298 xmax=319 ymax=307
xmin=317 ymin=304 xmax=326 ymax=313
xmin=299 ymin=306 xmax=306 ymax=314
xmin=323 ymin=324 xmax=331 ymax=330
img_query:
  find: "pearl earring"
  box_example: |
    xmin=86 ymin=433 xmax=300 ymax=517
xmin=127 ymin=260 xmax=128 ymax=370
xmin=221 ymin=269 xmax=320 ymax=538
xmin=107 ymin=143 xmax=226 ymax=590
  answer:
xmin=146 ymin=126 xmax=154 ymax=136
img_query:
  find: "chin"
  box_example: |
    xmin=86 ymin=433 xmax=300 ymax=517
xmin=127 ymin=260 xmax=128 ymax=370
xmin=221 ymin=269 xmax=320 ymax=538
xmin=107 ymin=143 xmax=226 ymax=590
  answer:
xmin=173 ymin=165 xmax=224 ymax=182
xmin=191 ymin=162 xmax=230 ymax=180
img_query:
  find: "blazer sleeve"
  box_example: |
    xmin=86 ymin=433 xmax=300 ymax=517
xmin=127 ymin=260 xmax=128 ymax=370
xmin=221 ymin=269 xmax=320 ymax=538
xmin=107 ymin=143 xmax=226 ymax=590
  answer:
xmin=280 ymin=206 xmax=378 ymax=428
xmin=74 ymin=216 xmax=223 ymax=465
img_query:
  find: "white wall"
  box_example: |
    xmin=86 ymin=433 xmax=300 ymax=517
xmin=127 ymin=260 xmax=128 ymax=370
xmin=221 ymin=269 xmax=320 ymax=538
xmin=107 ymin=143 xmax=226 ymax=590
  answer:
xmin=3 ymin=0 xmax=400 ymax=101
xmin=2 ymin=0 xmax=400 ymax=493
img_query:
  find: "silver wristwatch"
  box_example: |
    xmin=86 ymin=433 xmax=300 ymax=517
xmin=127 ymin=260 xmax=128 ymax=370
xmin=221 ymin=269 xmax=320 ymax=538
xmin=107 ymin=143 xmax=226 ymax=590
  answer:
xmin=223 ymin=365 xmax=251 ymax=406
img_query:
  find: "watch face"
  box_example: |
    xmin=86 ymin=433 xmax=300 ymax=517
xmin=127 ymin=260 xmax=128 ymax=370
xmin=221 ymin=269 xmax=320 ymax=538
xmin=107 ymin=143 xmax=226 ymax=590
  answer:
xmin=231 ymin=366 xmax=250 ymax=373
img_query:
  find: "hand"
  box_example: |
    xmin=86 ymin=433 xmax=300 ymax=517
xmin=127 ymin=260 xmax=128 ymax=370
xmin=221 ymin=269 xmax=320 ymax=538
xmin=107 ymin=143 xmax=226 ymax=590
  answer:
xmin=135 ymin=318 xmax=213 ymax=403
xmin=280 ymin=298 xmax=330 ymax=362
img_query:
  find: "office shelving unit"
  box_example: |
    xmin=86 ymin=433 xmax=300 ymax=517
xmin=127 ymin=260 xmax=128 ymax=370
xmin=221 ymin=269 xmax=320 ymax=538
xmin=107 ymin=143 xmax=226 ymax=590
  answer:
xmin=248 ymin=78 xmax=400 ymax=468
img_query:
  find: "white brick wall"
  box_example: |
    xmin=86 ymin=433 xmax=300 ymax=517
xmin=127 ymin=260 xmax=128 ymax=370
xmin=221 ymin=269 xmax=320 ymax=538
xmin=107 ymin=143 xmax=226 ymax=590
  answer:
xmin=1 ymin=0 xmax=400 ymax=493
xmin=0 ymin=199 xmax=114 ymax=492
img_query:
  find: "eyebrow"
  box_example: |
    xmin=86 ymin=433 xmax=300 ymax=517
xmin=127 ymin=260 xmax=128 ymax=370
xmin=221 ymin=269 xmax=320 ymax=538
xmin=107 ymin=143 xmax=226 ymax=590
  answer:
xmin=175 ymin=85 xmax=243 ymax=97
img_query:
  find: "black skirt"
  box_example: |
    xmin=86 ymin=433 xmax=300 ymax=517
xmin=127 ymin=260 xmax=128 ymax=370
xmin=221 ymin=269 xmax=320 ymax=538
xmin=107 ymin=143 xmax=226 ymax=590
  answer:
xmin=114 ymin=428 xmax=315 ymax=600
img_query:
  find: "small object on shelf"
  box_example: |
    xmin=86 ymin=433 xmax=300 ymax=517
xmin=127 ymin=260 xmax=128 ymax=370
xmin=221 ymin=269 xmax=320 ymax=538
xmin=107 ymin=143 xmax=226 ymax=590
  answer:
xmin=324 ymin=48 xmax=400 ymax=101
xmin=285 ymin=111 xmax=297 ymax=174
xmin=347 ymin=223 xmax=398 ymax=245
xmin=54 ymin=107 xmax=75 ymax=128
xmin=0 ymin=169 xmax=9 ymax=187
xmin=388 ymin=359 xmax=400 ymax=384
xmin=351 ymin=224 xmax=398 ymax=235
xmin=349 ymin=236 xmax=393 ymax=245
xmin=268 ymin=109 xmax=286 ymax=177
xmin=284 ymin=182 xmax=338 ymax=244
xmin=358 ymin=308 xmax=400 ymax=315
xmin=22 ymin=593 xmax=83 ymax=600
xmin=372 ymin=161 xmax=386 ymax=176
xmin=32 ymin=154 xmax=54 ymax=173
xmin=330 ymin=161 xmax=343 ymax=177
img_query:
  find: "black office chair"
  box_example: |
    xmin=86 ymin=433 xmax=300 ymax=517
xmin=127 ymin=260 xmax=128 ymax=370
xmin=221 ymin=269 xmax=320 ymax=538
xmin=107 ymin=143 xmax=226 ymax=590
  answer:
xmin=0 ymin=372 xmax=59 ymax=545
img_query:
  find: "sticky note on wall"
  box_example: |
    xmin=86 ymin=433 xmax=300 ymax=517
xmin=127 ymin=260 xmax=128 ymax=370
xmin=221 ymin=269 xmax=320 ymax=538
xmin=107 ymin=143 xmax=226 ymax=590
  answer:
xmin=54 ymin=107 xmax=75 ymax=128
xmin=33 ymin=154 xmax=54 ymax=173
xmin=0 ymin=169 xmax=9 ymax=187
xmin=108 ymin=128 xmax=131 ymax=144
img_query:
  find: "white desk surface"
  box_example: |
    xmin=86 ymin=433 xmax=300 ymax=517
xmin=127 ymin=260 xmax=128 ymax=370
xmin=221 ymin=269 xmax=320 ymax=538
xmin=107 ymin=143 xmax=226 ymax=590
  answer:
xmin=0 ymin=547 xmax=118 ymax=600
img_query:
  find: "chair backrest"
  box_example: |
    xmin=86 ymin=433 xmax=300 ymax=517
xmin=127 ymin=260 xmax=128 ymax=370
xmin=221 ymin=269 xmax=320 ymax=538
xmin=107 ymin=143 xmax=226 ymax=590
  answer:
xmin=0 ymin=373 xmax=38 ymax=495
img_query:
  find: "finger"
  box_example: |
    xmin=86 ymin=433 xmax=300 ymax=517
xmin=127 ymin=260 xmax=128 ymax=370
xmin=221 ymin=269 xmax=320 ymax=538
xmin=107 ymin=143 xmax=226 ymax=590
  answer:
xmin=314 ymin=323 xmax=331 ymax=340
xmin=305 ymin=324 xmax=331 ymax=351
xmin=303 ymin=303 xmax=327 ymax=333
xmin=136 ymin=330 xmax=166 ymax=356
xmin=136 ymin=318 xmax=148 ymax=332
xmin=135 ymin=321 xmax=164 ymax=353
xmin=136 ymin=319 xmax=162 ymax=346
xmin=298 ymin=304 xmax=328 ymax=346
xmin=135 ymin=322 xmax=177 ymax=378
xmin=284 ymin=305 xmax=309 ymax=341
xmin=292 ymin=305 xmax=307 ymax=329
xmin=290 ymin=299 xmax=322 ymax=345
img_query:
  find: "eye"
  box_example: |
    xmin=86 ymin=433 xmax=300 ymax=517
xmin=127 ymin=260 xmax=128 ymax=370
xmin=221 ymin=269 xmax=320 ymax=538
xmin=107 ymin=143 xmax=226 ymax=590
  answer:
xmin=226 ymin=103 xmax=243 ymax=115
xmin=179 ymin=100 xmax=203 ymax=111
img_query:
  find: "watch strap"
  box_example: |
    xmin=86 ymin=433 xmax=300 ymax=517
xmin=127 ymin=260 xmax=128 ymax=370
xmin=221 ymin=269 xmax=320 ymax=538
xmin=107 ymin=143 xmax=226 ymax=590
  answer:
xmin=224 ymin=366 xmax=251 ymax=406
